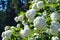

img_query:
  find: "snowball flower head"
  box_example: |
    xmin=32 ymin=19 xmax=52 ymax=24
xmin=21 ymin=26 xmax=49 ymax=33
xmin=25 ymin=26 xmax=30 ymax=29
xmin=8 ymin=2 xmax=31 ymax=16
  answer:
xmin=33 ymin=17 xmax=47 ymax=30
xmin=24 ymin=25 xmax=31 ymax=37
xmin=18 ymin=15 xmax=24 ymax=21
xmin=32 ymin=3 xmax=40 ymax=11
xmin=5 ymin=30 xmax=12 ymax=38
xmin=26 ymin=9 xmax=36 ymax=22
xmin=4 ymin=26 xmax=10 ymax=31
xmin=20 ymin=25 xmax=30 ymax=38
xmin=51 ymin=21 xmax=60 ymax=28
xmin=51 ymin=36 xmax=59 ymax=40
xmin=50 ymin=12 xmax=60 ymax=21
xmin=14 ymin=16 xmax=19 ymax=22
xmin=37 ymin=1 xmax=44 ymax=9
xmin=51 ymin=22 xmax=60 ymax=35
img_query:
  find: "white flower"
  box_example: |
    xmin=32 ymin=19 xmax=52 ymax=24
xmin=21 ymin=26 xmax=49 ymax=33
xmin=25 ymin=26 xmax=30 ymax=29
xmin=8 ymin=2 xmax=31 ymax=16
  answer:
xmin=14 ymin=16 xmax=19 ymax=22
xmin=33 ymin=33 xmax=39 ymax=36
xmin=33 ymin=17 xmax=47 ymax=30
xmin=26 ymin=9 xmax=36 ymax=22
xmin=20 ymin=25 xmax=31 ymax=38
xmin=50 ymin=12 xmax=60 ymax=21
xmin=18 ymin=15 xmax=24 ymax=21
xmin=2 ymin=37 xmax=8 ymax=40
xmin=50 ymin=21 xmax=60 ymax=35
xmin=4 ymin=26 xmax=10 ymax=31
xmin=32 ymin=3 xmax=40 ymax=11
xmin=5 ymin=30 xmax=12 ymax=38
xmin=48 ymin=0 xmax=57 ymax=3
xmin=17 ymin=24 xmax=20 ymax=28
xmin=2 ymin=30 xmax=12 ymax=39
xmin=51 ymin=21 xmax=60 ymax=28
xmin=37 ymin=1 xmax=44 ymax=9
xmin=22 ymin=20 xmax=27 ymax=25
xmin=51 ymin=36 xmax=59 ymax=40
xmin=10 ymin=26 xmax=15 ymax=29
xmin=34 ymin=28 xmax=37 ymax=30
xmin=24 ymin=25 xmax=31 ymax=37
xmin=20 ymin=30 xmax=25 ymax=38
xmin=1 ymin=32 xmax=6 ymax=37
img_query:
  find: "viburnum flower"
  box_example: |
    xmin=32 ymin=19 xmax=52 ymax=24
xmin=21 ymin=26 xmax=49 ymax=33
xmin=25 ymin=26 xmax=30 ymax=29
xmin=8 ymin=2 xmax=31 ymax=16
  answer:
xmin=50 ymin=12 xmax=60 ymax=21
xmin=32 ymin=3 xmax=40 ymax=11
xmin=20 ymin=30 xmax=25 ymax=38
xmin=24 ymin=25 xmax=31 ymax=37
xmin=10 ymin=26 xmax=15 ymax=29
xmin=37 ymin=1 xmax=44 ymax=9
xmin=5 ymin=30 xmax=12 ymax=38
xmin=22 ymin=20 xmax=27 ymax=25
xmin=1 ymin=32 xmax=6 ymax=37
xmin=2 ymin=37 xmax=8 ymax=40
xmin=18 ymin=15 xmax=24 ymax=21
xmin=17 ymin=24 xmax=20 ymax=28
xmin=20 ymin=25 xmax=30 ymax=38
xmin=48 ymin=0 xmax=57 ymax=3
xmin=50 ymin=21 xmax=60 ymax=35
xmin=33 ymin=17 xmax=47 ymax=30
xmin=51 ymin=36 xmax=59 ymax=40
xmin=14 ymin=16 xmax=19 ymax=22
xmin=2 ymin=30 xmax=12 ymax=39
xmin=26 ymin=9 xmax=36 ymax=22
xmin=51 ymin=21 xmax=60 ymax=28
xmin=4 ymin=26 xmax=10 ymax=31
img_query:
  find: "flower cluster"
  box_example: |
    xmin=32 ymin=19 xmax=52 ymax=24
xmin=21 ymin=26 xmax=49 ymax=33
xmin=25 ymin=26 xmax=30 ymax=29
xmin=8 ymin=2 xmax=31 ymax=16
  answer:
xmin=1 ymin=0 xmax=60 ymax=40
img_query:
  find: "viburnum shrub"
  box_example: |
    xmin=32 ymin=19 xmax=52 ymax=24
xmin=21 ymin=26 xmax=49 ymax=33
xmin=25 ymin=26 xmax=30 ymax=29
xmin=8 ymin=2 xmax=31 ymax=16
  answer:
xmin=1 ymin=0 xmax=60 ymax=40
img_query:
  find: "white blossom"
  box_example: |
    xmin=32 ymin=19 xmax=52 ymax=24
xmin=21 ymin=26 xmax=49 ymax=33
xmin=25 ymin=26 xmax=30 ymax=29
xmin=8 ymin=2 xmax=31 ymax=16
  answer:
xmin=24 ymin=25 xmax=31 ymax=37
xmin=18 ymin=15 xmax=24 ymax=21
xmin=51 ymin=21 xmax=60 ymax=28
xmin=2 ymin=37 xmax=8 ymax=40
xmin=37 ymin=1 xmax=44 ymax=9
xmin=33 ymin=17 xmax=47 ymax=30
xmin=20 ymin=30 xmax=25 ymax=38
xmin=50 ymin=21 xmax=60 ymax=35
xmin=50 ymin=12 xmax=60 ymax=21
xmin=10 ymin=26 xmax=15 ymax=29
xmin=51 ymin=36 xmax=59 ymax=40
xmin=20 ymin=25 xmax=30 ymax=38
xmin=2 ymin=30 xmax=12 ymax=39
xmin=14 ymin=16 xmax=19 ymax=22
xmin=32 ymin=3 xmax=40 ymax=11
xmin=22 ymin=20 xmax=27 ymax=25
xmin=5 ymin=30 xmax=12 ymax=38
xmin=4 ymin=26 xmax=10 ymax=31
xmin=17 ymin=24 xmax=20 ymax=28
xmin=26 ymin=9 xmax=36 ymax=22
xmin=1 ymin=32 xmax=6 ymax=37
